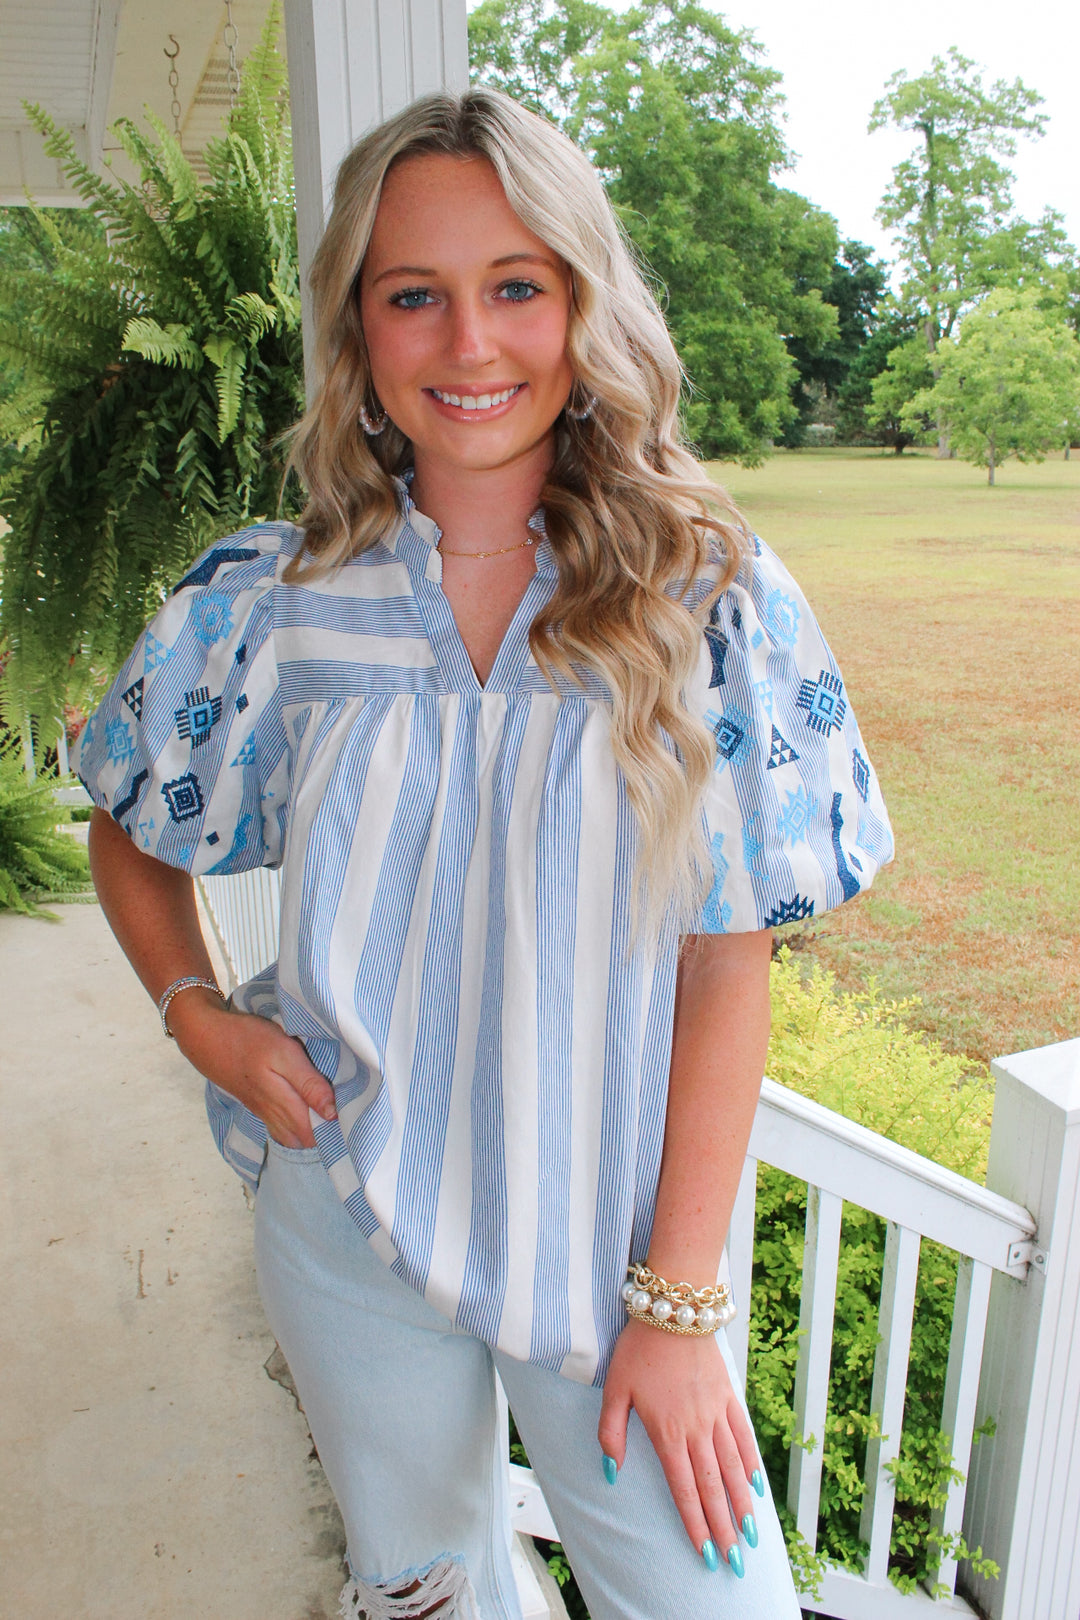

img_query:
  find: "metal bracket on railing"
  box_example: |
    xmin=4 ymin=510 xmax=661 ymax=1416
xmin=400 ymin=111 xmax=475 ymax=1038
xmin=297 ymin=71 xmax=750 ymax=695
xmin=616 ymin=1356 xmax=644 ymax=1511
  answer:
xmin=1007 ymin=1239 xmax=1049 ymax=1276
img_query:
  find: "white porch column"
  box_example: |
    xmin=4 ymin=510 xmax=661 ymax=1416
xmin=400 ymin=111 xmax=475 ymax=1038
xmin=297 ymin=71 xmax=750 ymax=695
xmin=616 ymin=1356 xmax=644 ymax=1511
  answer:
xmin=283 ymin=0 xmax=470 ymax=389
xmin=961 ymin=1038 xmax=1080 ymax=1619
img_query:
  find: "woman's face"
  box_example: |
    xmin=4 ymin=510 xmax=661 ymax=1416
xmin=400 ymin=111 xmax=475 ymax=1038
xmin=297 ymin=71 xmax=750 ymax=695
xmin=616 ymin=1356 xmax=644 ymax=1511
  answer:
xmin=359 ymin=152 xmax=575 ymax=482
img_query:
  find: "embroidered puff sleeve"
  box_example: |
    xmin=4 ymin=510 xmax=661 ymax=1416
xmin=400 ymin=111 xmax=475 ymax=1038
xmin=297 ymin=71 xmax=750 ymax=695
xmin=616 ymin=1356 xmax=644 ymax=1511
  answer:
xmin=687 ymin=535 xmax=894 ymax=933
xmin=75 ymin=525 xmax=292 ymax=875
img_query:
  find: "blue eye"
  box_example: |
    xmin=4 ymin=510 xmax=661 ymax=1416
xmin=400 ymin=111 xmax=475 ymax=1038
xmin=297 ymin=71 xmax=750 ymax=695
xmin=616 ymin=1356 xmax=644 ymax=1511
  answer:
xmin=499 ymin=280 xmax=541 ymax=303
xmin=390 ymin=287 xmax=434 ymax=310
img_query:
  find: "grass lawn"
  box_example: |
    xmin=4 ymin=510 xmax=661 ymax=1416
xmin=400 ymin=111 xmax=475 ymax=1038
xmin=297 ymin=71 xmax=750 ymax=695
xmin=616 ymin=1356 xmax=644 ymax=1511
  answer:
xmin=706 ymin=448 xmax=1080 ymax=1066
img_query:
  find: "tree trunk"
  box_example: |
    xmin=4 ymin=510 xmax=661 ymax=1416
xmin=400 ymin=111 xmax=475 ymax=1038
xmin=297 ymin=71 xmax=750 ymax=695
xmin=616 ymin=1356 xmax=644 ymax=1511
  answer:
xmin=988 ymin=437 xmax=996 ymax=486
xmin=925 ymin=314 xmax=950 ymax=458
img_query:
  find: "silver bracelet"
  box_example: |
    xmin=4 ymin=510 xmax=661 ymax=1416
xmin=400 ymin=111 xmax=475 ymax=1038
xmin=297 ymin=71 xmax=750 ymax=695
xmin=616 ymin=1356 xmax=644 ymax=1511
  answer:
xmin=158 ymin=975 xmax=227 ymax=1038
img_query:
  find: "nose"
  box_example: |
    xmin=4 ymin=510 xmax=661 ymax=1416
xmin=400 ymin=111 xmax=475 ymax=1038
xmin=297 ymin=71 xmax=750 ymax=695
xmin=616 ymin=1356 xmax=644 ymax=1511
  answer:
xmin=445 ymin=294 xmax=500 ymax=370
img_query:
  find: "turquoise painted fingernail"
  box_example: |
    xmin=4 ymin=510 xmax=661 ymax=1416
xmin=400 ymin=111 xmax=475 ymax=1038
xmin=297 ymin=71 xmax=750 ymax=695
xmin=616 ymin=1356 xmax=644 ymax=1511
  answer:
xmin=727 ymin=1545 xmax=745 ymax=1578
xmin=751 ymin=1468 xmax=764 ymax=1497
xmin=601 ymin=1453 xmax=618 ymax=1485
xmin=742 ymin=1514 xmax=759 ymax=1548
xmin=701 ymin=1539 xmax=719 ymax=1572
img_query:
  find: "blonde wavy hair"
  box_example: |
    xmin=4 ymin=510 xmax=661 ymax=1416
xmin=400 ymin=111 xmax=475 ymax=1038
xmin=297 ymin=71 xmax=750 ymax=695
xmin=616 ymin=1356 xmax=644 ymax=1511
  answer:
xmin=286 ymin=88 xmax=750 ymax=930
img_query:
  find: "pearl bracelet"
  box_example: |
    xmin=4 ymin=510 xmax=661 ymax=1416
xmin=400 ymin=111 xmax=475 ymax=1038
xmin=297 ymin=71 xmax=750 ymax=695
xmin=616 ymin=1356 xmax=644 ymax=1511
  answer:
xmin=622 ymin=1262 xmax=736 ymax=1336
xmin=158 ymin=975 xmax=227 ymax=1038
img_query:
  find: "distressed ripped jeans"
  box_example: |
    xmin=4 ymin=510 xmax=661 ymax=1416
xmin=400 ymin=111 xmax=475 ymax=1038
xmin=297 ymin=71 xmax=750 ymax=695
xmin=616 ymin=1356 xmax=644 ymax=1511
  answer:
xmin=253 ymin=1141 xmax=802 ymax=1620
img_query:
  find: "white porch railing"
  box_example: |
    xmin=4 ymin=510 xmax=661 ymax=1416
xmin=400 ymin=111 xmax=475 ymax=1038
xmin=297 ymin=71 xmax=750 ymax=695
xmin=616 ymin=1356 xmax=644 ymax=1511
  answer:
xmin=198 ymin=868 xmax=1080 ymax=1620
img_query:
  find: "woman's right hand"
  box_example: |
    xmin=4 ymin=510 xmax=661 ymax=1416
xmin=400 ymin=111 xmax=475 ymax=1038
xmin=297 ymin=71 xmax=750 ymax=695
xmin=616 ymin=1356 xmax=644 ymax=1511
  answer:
xmin=166 ymin=989 xmax=337 ymax=1148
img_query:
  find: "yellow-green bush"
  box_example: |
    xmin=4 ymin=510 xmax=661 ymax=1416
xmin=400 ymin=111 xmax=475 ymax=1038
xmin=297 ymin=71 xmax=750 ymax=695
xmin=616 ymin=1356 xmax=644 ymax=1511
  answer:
xmin=751 ymin=950 xmax=999 ymax=1596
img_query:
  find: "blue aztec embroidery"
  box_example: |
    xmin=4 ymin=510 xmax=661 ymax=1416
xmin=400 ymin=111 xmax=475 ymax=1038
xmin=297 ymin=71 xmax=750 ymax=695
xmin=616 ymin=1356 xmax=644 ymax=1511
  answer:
xmin=206 ymin=831 xmax=220 ymax=845
xmin=231 ymin=734 xmax=258 ymax=767
xmin=144 ymin=633 xmax=172 ymax=673
xmin=190 ymin=592 xmax=233 ymax=647
xmin=765 ymin=894 xmax=815 ymax=927
xmin=105 ymin=715 xmax=135 ymax=765
xmin=856 ymin=806 xmax=892 ymax=865
xmin=778 ymin=786 xmax=815 ymax=846
xmin=754 ymin=678 xmax=774 ymax=717
xmin=830 ymin=792 xmax=862 ymax=902
xmin=852 ymin=748 xmax=870 ymax=802
xmin=751 ymin=629 xmax=764 ymax=649
xmin=235 ymin=643 xmax=247 ymax=665
xmin=206 ymin=810 xmax=255 ymax=871
xmin=767 ymin=726 xmax=799 ymax=769
xmin=797 ymin=669 xmax=847 ymax=735
xmin=162 ymin=773 xmax=204 ymax=823
xmin=111 ymin=768 xmax=148 ymax=827
xmin=762 ymin=588 xmax=800 ymax=648
xmin=700 ymin=831 xmax=732 ymax=932
xmin=236 ymin=693 xmax=249 ymax=713
xmin=175 ymin=686 xmax=223 ymax=748
xmin=741 ymin=810 xmax=767 ymax=877
xmin=704 ymin=625 xmax=729 ymax=688
xmin=121 ymin=678 xmax=144 ymax=719
xmin=174 ymin=546 xmax=259 ymax=592
xmin=709 ymin=705 xmax=753 ymax=767
xmin=137 ymin=815 xmax=155 ymax=849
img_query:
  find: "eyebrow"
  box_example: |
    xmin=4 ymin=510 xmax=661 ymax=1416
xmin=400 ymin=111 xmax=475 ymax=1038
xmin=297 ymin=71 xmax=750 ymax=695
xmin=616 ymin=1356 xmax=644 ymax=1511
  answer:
xmin=370 ymin=252 xmax=560 ymax=286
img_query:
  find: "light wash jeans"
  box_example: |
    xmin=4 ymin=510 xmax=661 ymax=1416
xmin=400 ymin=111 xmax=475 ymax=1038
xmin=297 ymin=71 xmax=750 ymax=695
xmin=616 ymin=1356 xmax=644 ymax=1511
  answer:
xmin=254 ymin=1140 xmax=803 ymax=1620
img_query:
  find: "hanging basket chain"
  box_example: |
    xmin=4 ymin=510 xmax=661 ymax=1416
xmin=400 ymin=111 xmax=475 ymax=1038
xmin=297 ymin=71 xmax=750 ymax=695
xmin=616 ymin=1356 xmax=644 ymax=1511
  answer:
xmin=224 ymin=1 xmax=241 ymax=109
xmin=163 ymin=36 xmax=182 ymax=138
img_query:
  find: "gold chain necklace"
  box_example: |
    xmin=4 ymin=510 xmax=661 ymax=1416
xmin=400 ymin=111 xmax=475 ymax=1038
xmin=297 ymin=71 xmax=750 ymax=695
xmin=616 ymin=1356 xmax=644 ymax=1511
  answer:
xmin=437 ymin=535 xmax=537 ymax=560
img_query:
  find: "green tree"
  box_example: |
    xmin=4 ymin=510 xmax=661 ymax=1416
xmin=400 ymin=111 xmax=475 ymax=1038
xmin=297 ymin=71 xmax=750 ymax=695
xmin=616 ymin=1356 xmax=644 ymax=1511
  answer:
xmin=0 ymin=11 xmax=302 ymax=745
xmin=837 ymin=310 xmax=920 ymax=449
xmin=470 ymin=0 xmax=842 ymax=459
xmin=782 ymin=239 xmax=889 ymax=446
xmin=866 ymin=332 xmax=936 ymax=451
xmin=869 ymin=47 xmax=1056 ymax=452
xmin=904 ymin=290 xmax=1080 ymax=483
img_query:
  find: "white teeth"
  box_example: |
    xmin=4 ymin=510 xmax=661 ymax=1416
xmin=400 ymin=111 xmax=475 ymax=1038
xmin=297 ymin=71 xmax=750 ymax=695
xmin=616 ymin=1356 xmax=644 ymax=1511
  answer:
xmin=433 ymin=385 xmax=520 ymax=410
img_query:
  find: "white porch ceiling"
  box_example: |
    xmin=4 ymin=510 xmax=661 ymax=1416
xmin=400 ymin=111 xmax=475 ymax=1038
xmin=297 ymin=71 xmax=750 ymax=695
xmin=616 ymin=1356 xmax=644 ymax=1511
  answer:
xmin=0 ymin=0 xmax=278 ymax=205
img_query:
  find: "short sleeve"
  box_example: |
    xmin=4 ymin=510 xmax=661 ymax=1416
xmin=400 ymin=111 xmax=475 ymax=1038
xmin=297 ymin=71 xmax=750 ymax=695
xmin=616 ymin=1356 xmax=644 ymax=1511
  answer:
xmin=687 ymin=535 xmax=894 ymax=933
xmin=74 ymin=525 xmax=294 ymax=876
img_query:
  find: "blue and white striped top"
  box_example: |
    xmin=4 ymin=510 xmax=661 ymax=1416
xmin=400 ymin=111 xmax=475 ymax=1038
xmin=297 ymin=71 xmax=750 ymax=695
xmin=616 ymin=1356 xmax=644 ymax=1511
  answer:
xmin=77 ymin=483 xmax=893 ymax=1384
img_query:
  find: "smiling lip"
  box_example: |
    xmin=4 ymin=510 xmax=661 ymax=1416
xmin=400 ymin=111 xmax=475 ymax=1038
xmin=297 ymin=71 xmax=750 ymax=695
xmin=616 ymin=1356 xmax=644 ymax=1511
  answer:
xmin=426 ymin=383 xmax=526 ymax=415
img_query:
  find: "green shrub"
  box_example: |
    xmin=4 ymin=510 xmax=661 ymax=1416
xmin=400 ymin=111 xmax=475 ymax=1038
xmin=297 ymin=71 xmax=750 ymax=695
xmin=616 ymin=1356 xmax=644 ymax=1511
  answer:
xmin=750 ymin=950 xmax=1000 ymax=1597
xmin=0 ymin=746 xmax=93 ymax=914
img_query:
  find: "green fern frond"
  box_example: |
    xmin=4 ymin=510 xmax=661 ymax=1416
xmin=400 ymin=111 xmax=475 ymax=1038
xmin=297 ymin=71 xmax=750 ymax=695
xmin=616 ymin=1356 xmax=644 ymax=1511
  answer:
xmin=141 ymin=114 xmax=201 ymax=216
xmin=122 ymin=317 xmax=203 ymax=369
xmin=23 ymin=104 xmax=122 ymax=211
xmin=208 ymin=340 xmax=246 ymax=439
xmin=269 ymin=277 xmax=301 ymax=325
xmin=225 ymin=290 xmax=277 ymax=340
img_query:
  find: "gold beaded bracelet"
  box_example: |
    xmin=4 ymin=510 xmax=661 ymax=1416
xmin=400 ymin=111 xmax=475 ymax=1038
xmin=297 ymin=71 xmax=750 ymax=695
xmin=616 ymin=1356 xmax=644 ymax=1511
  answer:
xmin=622 ymin=1261 xmax=736 ymax=1336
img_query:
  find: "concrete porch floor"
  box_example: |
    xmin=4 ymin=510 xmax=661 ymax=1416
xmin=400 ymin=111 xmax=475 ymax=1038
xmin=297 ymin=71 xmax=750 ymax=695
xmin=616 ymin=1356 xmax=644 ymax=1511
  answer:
xmin=0 ymin=899 xmax=348 ymax=1618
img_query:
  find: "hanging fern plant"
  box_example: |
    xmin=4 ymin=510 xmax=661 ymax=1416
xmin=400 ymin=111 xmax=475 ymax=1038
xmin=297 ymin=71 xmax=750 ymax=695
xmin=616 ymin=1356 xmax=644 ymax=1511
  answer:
xmin=0 ymin=6 xmax=303 ymax=744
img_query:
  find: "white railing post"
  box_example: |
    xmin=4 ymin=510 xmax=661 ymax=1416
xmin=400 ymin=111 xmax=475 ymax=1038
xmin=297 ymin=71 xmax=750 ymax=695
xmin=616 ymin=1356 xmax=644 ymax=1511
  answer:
xmin=961 ymin=1038 xmax=1080 ymax=1620
xmin=786 ymin=1184 xmax=843 ymax=1550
